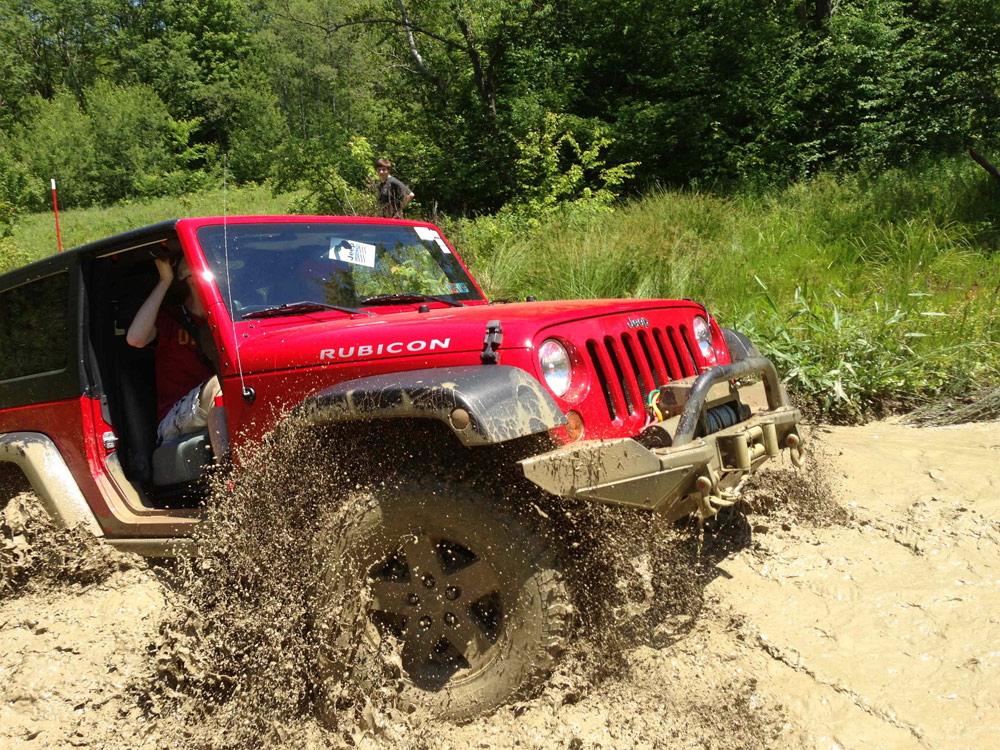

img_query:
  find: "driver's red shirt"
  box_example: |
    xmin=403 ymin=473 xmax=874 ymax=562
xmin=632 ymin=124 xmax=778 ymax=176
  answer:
xmin=154 ymin=307 xmax=213 ymax=421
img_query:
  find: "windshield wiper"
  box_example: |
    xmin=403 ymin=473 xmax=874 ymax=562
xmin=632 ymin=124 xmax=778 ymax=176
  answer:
xmin=359 ymin=293 xmax=464 ymax=308
xmin=242 ymin=301 xmax=374 ymax=319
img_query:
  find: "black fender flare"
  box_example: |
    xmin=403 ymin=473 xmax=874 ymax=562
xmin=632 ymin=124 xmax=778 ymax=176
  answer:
xmin=721 ymin=327 xmax=762 ymax=363
xmin=294 ymin=365 xmax=567 ymax=446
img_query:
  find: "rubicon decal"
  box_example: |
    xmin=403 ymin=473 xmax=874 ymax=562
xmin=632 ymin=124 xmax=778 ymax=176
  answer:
xmin=320 ymin=338 xmax=451 ymax=361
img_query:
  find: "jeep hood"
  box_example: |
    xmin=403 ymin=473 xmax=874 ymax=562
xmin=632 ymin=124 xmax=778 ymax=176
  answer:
xmin=226 ymin=298 xmax=708 ymax=374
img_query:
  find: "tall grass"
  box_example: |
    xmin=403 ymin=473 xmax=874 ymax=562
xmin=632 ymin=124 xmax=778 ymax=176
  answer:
xmin=12 ymin=185 xmax=295 ymax=263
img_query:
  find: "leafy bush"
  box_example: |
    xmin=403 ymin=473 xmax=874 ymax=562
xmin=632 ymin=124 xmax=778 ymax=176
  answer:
xmin=11 ymin=90 xmax=100 ymax=209
xmin=442 ymin=116 xmax=640 ymax=292
xmin=0 ymin=237 xmax=28 ymax=275
xmin=271 ymin=134 xmax=376 ymax=216
xmin=225 ymin=83 xmax=289 ymax=183
xmin=0 ymin=194 xmax=28 ymax=274
xmin=742 ymin=283 xmax=972 ymax=422
xmin=0 ymin=156 xmax=29 ymax=274
xmin=0 ymin=143 xmax=34 ymax=214
xmin=510 ymin=112 xmax=638 ymax=220
xmin=10 ymin=83 xmax=204 ymax=210
xmin=85 ymin=80 xmax=203 ymax=201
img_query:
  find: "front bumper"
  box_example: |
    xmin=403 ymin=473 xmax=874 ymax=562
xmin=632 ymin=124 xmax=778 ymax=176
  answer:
xmin=520 ymin=356 xmax=803 ymax=522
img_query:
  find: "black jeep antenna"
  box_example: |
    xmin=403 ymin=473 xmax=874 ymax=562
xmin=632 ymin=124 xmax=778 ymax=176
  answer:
xmin=222 ymin=154 xmax=254 ymax=403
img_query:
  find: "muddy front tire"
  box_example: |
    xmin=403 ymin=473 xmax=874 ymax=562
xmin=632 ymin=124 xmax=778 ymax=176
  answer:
xmin=314 ymin=480 xmax=571 ymax=722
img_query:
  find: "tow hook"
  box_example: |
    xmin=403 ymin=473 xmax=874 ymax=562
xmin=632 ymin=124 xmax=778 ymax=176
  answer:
xmin=786 ymin=432 xmax=805 ymax=467
xmin=693 ymin=469 xmax=738 ymax=521
xmin=692 ymin=469 xmax=745 ymax=558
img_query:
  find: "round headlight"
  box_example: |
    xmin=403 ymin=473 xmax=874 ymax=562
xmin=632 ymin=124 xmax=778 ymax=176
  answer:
xmin=693 ymin=316 xmax=718 ymax=364
xmin=538 ymin=339 xmax=572 ymax=397
xmin=693 ymin=316 xmax=711 ymax=342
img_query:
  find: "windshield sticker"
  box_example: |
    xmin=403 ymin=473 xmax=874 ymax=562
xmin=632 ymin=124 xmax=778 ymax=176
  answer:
xmin=445 ymin=282 xmax=469 ymax=294
xmin=413 ymin=226 xmax=452 ymax=254
xmin=329 ymin=239 xmax=376 ymax=268
xmin=413 ymin=226 xmax=439 ymax=241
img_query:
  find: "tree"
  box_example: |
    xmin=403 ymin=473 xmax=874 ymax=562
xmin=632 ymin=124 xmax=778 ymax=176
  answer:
xmin=12 ymin=89 xmax=99 ymax=208
xmin=0 ymin=0 xmax=122 ymax=123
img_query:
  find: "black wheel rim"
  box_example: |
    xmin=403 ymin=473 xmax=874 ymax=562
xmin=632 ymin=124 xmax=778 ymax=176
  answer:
xmin=366 ymin=531 xmax=504 ymax=688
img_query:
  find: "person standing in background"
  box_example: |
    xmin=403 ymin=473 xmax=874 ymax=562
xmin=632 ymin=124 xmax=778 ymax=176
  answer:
xmin=375 ymin=158 xmax=414 ymax=218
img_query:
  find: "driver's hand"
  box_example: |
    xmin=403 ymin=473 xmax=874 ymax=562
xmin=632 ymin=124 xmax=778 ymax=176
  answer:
xmin=155 ymin=257 xmax=174 ymax=283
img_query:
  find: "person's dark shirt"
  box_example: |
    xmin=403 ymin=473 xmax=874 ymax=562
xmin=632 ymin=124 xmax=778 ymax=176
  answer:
xmin=377 ymin=175 xmax=411 ymax=216
xmin=153 ymin=306 xmax=213 ymax=420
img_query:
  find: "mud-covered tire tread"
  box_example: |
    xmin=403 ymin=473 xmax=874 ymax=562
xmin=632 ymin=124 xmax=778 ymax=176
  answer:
xmin=314 ymin=478 xmax=572 ymax=721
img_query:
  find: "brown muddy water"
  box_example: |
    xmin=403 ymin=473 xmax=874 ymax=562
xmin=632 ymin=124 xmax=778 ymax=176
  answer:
xmin=2 ymin=419 xmax=999 ymax=749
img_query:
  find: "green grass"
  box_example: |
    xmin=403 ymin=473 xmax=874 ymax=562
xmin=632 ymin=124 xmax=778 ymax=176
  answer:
xmin=5 ymin=159 xmax=999 ymax=422
xmin=11 ymin=184 xmax=296 ymax=263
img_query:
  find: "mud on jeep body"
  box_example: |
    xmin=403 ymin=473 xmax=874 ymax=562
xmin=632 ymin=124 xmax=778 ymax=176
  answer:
xmin=0 ymin=216 xmax=802 ymax=719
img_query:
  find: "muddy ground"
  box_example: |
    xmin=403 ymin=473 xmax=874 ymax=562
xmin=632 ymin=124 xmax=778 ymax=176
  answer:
xmin=2 ymin=419 xmax=999 ymax=749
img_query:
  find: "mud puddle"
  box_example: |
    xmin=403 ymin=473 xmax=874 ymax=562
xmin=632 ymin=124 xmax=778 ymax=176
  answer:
xmin=1 ymin=419 xmax=999 ymax=749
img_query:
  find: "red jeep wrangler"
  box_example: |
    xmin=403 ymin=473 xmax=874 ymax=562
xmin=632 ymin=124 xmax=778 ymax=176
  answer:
xmin=0 ymin=216 xmax=802 ymax=718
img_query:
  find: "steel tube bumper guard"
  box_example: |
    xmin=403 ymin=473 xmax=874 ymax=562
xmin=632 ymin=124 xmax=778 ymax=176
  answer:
xmin=520 ymin=356 xmax=803 ymax=521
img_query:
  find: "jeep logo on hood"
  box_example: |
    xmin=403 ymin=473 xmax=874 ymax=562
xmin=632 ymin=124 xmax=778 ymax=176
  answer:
xmin=626 ymin=317 xmax=649 ymax=329
xmin=320 ymin=338 xmax=451 ymax=361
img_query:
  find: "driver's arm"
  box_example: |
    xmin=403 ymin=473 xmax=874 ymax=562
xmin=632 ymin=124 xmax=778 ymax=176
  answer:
xmin=126 ymin=258 xmax=174 ymax=348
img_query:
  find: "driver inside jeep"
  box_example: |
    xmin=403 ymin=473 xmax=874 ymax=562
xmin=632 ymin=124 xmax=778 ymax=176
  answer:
xmin=126 ymin=257 xmax=229 ymax=461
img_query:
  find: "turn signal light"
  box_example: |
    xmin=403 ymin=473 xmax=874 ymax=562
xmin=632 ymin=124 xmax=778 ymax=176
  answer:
xmin=565 ymin=411 xmax=584 ymax=441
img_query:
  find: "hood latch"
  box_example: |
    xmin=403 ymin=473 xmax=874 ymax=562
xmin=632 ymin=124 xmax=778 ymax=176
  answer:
xmin=481 ymin=320 xmax=503 ymax=365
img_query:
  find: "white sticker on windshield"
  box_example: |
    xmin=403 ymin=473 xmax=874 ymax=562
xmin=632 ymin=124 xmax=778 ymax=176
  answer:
xmin=329 ymin=239 xmax=376 ymax=268
xmin=414 ymin=225 xmax=452 ymax=253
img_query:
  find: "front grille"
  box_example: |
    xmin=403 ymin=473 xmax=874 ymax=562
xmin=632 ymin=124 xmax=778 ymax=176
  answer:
xmin=585 ymin=324 xmax=703 ymax=421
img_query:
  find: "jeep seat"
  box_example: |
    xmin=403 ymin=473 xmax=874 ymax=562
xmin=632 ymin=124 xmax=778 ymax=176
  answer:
xmin=108 ymin=291 xmax=160 ymax=484
xmin=151 ymin=431 xmax=213 ymax=486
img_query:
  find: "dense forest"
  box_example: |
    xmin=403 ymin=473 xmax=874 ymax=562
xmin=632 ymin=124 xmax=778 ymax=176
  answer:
xmin=1 ymin=0 xmax=999 ymax=220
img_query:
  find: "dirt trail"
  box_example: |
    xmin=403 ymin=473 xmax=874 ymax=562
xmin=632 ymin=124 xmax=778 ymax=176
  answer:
xmin=719 ymin=421 xmax=1000 ymax=749
xmin=2 ymin=420 xmax=999 ymax=749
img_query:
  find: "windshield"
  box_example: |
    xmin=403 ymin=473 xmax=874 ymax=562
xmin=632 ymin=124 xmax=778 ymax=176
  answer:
xmin=196 ymin=222 xmax=482 ymax=319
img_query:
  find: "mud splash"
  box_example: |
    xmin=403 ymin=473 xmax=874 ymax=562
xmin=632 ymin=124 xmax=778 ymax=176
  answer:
xmin=0 ymin=419 xmax=836 ymax=749
xmin=1 ymin=492 xmax=138 ymax=599
xmin=145 ymin=418 xmax=359 ymax=747
xmin=740 ymin=436 xmax=847 ymax=527
xmin=142 ymin=417 xmax=794 ymax=748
